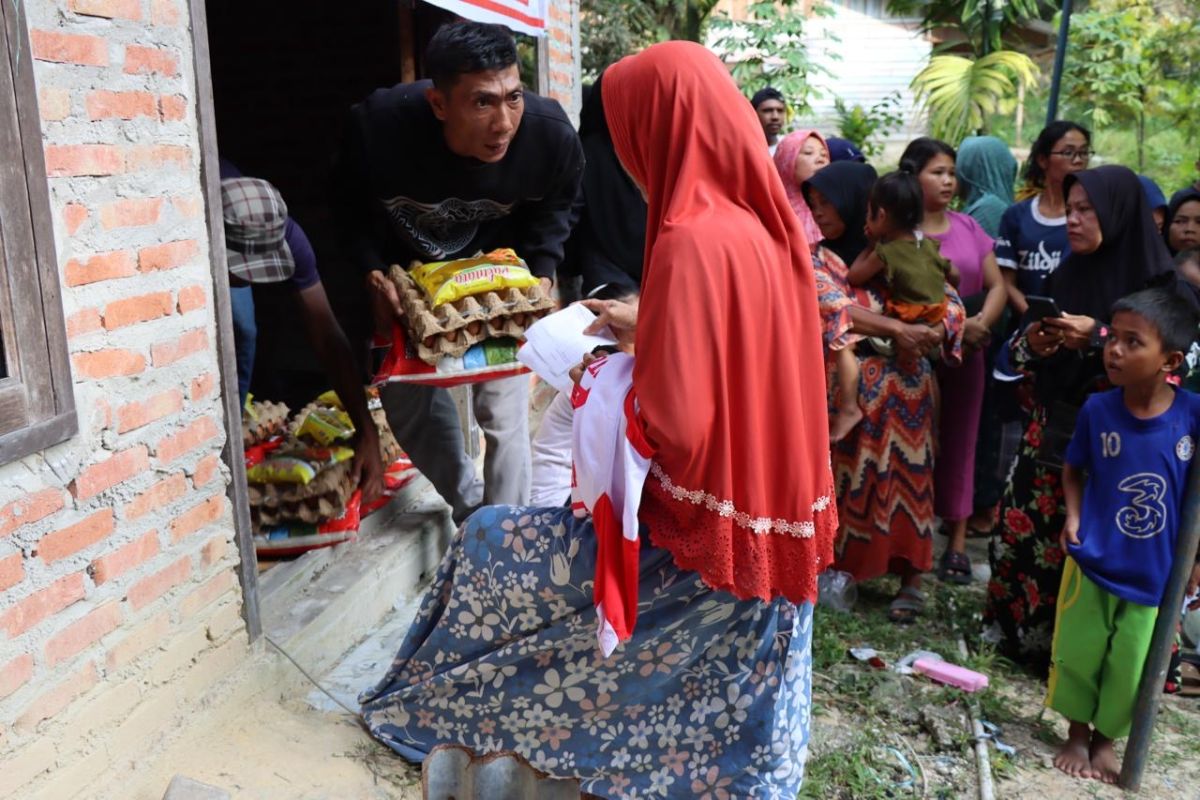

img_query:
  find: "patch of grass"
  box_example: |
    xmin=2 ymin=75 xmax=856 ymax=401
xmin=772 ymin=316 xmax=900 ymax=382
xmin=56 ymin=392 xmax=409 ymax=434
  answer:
xmin=798 ymin=737 xmax=920 ymax=800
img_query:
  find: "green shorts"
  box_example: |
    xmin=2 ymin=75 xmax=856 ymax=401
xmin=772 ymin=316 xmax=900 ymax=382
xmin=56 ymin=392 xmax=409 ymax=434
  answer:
xmin=1045 ymin=557 xmax=1158 ymax=739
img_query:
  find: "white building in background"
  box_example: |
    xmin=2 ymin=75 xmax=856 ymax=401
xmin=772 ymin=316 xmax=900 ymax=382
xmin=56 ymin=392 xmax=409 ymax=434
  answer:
xmin=710 ymin=0 xmax=932 ymax=152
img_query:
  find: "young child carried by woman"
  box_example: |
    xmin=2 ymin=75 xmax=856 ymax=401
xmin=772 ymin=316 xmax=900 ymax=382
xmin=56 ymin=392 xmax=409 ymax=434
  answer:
xmin=825 ymin=170 xmax=958 ymax=442
xmin=1048 ymin=287 xmax=1200 ymax=783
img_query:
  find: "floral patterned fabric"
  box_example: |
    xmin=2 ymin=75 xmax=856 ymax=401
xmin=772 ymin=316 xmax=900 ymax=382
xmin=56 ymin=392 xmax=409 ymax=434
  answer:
xmin=813 ymin=252 xmax=966 ymax=582
xmin=983 ymin=405 xmax=1065 ymax=673
xmin=360 ymin=505 xmax=815 ymax=799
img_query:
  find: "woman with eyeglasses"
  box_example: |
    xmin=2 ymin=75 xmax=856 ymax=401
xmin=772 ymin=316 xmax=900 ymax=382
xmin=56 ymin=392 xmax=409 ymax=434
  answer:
xmin=995 ymin=121 xmax=1092 ymax=316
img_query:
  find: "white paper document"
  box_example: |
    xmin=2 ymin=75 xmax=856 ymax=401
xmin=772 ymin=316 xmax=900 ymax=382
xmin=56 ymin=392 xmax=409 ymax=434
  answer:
xmin=518 ymin=304 xmax=618 ymax=394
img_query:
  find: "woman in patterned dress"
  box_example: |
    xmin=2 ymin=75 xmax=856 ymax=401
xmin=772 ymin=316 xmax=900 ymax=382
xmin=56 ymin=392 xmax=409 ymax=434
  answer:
xmin=803 ymin=160 xmax=967 ymax=622
xmin=361 ymin=41 xmax=838 ymax=798
xmin=983 ymin=165 xmax=1197 ymax=670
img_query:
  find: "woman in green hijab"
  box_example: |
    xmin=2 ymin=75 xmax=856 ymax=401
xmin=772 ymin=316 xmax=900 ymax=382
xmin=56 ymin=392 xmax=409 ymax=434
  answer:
xmin=957 ymin=136 xmax=1017 ymax=238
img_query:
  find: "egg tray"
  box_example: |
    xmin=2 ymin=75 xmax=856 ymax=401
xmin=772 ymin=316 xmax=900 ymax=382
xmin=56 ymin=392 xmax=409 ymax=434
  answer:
xmin=389 ymin=264 xmax=555 ymax=364
xmin=250 ymin=463 xmax=356 ymax=529
xmin=248 ymin=413 xmax=404 ymax=529
xmin=242 ymin=400 xmax=290 ymax=448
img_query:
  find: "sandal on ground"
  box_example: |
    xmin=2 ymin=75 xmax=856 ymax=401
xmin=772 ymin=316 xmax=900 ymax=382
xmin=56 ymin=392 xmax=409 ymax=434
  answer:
xmin=888 ymin=586 xmax=926 ymax=625
xmin=937 ymin=549 xmax=973 ymax=585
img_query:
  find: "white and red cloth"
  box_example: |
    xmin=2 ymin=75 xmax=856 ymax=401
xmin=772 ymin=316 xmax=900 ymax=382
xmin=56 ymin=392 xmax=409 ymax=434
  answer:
xmin=569 ymin=352 xmax=652 ymax=657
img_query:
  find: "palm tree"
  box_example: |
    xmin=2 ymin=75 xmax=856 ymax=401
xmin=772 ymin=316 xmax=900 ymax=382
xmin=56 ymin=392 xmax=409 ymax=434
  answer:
xmin=911 ymin=51 xmax=1039 ymax=143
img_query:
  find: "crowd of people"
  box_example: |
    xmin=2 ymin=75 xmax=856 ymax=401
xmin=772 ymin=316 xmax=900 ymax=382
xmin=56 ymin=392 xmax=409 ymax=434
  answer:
xmin=306 ymin=20 xmax=1200 ymax=797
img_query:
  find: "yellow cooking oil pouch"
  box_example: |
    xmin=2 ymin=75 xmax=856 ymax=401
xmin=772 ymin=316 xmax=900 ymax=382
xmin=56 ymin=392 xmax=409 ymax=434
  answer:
xmin=410 ymin=249 xmax=537 ymax=307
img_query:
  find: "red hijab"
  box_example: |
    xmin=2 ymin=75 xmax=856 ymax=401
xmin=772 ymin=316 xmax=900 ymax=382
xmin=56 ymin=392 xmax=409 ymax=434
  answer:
xmin=774 ymin=129 xmax=828 ymax=250
xmin=602 ymin=42 xmax=837 ymax=604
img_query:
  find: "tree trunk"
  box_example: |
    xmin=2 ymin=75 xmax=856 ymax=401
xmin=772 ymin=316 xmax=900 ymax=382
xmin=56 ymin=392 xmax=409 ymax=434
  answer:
xmin=1137 ymin=110 xmax=1146 ymax=173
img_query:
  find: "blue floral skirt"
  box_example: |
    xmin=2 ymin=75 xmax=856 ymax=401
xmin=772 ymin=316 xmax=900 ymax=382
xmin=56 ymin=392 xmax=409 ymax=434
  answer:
xmin=360 ymin=505 xmax=814 ymax=799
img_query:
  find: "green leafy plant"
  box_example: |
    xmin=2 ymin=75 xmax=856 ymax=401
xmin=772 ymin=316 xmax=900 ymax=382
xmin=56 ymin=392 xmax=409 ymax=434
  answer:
xmin=910 ymin=50 xmax=1038 ymax=144
xmin=833 ymin=92 xmax=903 ymax=158
xmin=709 ymin=0 xmax=835 ymax=118
xmin=887 ymin=0 xmax=1049 ymax=57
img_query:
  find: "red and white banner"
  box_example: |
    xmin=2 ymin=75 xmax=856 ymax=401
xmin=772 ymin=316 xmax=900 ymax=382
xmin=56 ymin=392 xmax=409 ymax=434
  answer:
xmin=424 ymin=0 xmax=547 ymax=37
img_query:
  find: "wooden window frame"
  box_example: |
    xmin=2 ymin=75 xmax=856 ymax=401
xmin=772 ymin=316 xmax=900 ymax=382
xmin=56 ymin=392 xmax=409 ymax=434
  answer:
xmin=0 ymin=2 xmax=77 ymax=464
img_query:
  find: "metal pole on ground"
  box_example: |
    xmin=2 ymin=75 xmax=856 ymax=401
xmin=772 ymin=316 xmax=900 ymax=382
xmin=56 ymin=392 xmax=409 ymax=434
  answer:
xmin=1045 ymin=0 xmax=1074 ymax=125
xmin=1119 ymin=463 xmax=1200 ymax=790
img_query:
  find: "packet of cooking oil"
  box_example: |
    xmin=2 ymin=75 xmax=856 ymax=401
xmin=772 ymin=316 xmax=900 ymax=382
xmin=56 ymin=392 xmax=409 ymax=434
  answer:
xmin=296 ymin=406 xmax=355 ymax=445
xmin=410 ymin=248 xmax=537 ymax=307
xmin=246 ymin=456 xmax=318 ymax=485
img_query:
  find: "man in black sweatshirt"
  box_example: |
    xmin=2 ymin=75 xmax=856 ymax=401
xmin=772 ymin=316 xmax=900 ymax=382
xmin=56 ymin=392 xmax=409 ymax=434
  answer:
xmin=335 ymin=21 xmax=583 ymax=522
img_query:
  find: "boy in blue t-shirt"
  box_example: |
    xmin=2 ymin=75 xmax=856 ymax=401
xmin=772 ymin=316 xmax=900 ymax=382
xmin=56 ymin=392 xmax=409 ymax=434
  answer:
xmin=1048 ymin=287 xmax=1200 ymax=783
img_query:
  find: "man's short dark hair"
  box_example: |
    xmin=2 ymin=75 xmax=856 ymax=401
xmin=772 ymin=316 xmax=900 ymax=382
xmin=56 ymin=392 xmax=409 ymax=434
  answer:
xmin=751 ymin=87 xmax=784 ymax=109
xmin=1111 ymin=287 xmax=1200 ymax=354
xmin=426 ymin=21 xmax=518 ymax=91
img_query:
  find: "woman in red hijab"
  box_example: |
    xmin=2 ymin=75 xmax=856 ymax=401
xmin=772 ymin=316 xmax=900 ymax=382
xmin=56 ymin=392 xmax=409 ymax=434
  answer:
xmin=362 ymin=42 xmax=834 ymax=798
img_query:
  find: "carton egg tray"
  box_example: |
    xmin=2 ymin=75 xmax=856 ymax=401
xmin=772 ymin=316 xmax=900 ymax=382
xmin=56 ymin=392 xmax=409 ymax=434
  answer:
xmin=249 ymin=462 xmax=356 ymax=529
xmin=242 ymin=400 xmax=289 ymax=448
xmin=389 ymin=264 xmax=555 ymax=364
xmin=248 ymin=414 xmax=403 ymax=530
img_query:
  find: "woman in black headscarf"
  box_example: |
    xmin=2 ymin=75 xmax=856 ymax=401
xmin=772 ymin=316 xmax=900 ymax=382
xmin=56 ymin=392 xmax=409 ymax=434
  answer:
xmin=803 ymin=161 xmax=877 ymax=267
xmin=984 ymin=165 xmax=1197 ymax=670
xmin=567 ymin=75 xmax=647 ymax=296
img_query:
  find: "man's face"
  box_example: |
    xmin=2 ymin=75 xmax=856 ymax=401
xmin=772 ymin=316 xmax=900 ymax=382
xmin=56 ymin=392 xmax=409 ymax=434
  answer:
xmin=756 ymin=99 xmax=786 ymax=140
xmin=427 ymin=65 xmax=524 ymax=163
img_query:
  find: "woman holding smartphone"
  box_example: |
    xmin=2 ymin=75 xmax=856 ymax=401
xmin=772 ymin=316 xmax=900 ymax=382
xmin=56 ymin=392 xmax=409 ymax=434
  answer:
xmin=983 ymin=165 xmax=1196 ymax=671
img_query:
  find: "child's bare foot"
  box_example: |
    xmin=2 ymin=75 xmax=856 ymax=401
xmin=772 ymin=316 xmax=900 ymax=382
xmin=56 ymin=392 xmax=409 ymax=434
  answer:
xmin=1089 ymin=734 xmax=1120 ymax=784
xmin=829 ymin=405 xmax=864 ymax=444
xmin=1053 ymin=722 xmax=1095 ymax=779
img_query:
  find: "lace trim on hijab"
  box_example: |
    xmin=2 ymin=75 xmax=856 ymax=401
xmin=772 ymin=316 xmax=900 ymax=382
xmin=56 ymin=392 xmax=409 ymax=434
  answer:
xmin=649 ymin=462 xmax=831 ymax=537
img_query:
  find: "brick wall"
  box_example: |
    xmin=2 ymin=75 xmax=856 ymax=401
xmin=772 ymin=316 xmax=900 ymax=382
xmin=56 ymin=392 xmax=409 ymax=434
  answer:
xmin=546 ymin=0 xmax=581 ymax=123
xmin=0 ymin=1 xmax=248 ymax=796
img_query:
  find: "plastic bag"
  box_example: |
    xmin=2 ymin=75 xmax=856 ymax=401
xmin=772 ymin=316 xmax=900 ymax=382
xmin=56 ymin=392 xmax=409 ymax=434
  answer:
xmin=818 ymin=569 xmax=858 ymax=613
xmin=410 ymin=249 xmax=537 ymax=307
xmin=372 ymin=323 xmax=529 ymax=388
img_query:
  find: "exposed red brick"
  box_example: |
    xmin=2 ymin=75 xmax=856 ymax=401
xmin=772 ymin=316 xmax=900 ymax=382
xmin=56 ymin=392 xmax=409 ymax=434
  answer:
xmin=30 ymin=30 xmax=108 ymax=67
xmin=71 ymin=447 xmax=149 ymax=500
xmin=192 ymin=453 xmax=220 ymax=487
xmin=182 ymin=570 xmax=235 ymax=618
xmin=102 ymin=291 xmax=173 ymax=330
xmin=159 ymin=94 xmax=187 ymax=121
xmin=200 ymin=533 xmax=228 ymax=567
xmin=156 ymin=417 xmax=219 ymax=463
xmin=170 ymin=495 xmax=223 ymax=543
xmin=116 ymin=388 xmax=184 ymax=433
xmin=44 ymin=603 xmax=122 ymax=666
xmin=106 ymin=610 xmax=169 ymax=670
xmin=124 ymin=473 xmax=187 ymax=520
xmin=189 ymin=372 xmax=215 ymax=402
xmin=0 ymin=654 xmax=33 ymax=700
xmin=64 ymin=250 xmax=136 ymax=286
xmin=127 ymin=557 xmax=190 ymax=611
xmin=70 ymin=0 xmax=142 ymax=19
xmin=125 ymin=144 xmax=190 ymax=172
xmin=45 ymin=144 xmax=123 ymax=177
xmin=0 ymin=489 xmax=65 ymax=538
xmin=65 ymin=308 xmax=102 ymax=340
xmin=0 ymin=553 xmax=24 ymax=592
xmin=63 ymin=203 xmax=89 ymax=235
xmin=38 ymin=509 xmax=115 ymax=564
xmin=177 ymin=285 xmax=206 ymax=314
xmin=171 ymin=194 xmax=202 ymax=218
xmin=39 ymin=87 xmax=71 ymax=121
xmin=150 ymin=328 xmax=207 ymax=367
xmin=90 ymin=530 xmax=160 ymax=585
xmin=1 ymin=573 xmax=86 ymax=638
xmin=123 ymin=44 xmax=177 ymax=76
xmin=150 ymin=0 xmax=180 ymax=25
xmin=72 ymin=348 xmax=147 ymax=379
xmin=99 ymin=197 xmax=163 ymax=229
xmin=138 ymin=239 xmax=198 ymax=272
xmin=86 ymin=89 xmax=156 ymax=120
xmin=17 ymin=661 xmax=99 ymax=731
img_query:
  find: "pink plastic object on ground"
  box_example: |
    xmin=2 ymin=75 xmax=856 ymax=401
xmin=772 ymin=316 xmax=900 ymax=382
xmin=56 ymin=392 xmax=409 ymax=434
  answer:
xmin=914 ymin=658 xmax=989 ymax=692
